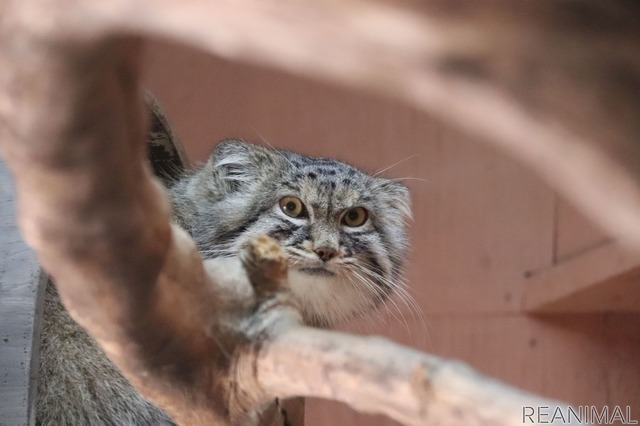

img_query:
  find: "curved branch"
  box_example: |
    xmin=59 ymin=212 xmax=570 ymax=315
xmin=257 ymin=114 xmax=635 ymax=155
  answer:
xmin=5 ymin=0 xmax=640 ymax=241
xmin=253 ymin=327 xmax=565 ymax=425
xmin=0 ymin=0 xmax=620 ymax=424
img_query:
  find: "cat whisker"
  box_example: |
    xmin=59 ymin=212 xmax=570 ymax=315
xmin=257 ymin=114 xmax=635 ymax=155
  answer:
xmin=392 ymin=176 xmax=429 ymax=183
xmin=341 ymin=269 xmax=386 ymax=328
xmin=355 ymin=266 xmax=417 ymax=314
xmin=373 ymin=154 xmax=418 ymax=177
xmin=348 ymin=263 xmax=431 ymax=348
xmin=340 ymin=270 xmax=378 ymax=319
xmin=344 ymin=266 xmax=389 ymax=308
xmin=250 ymin=128 xmax=297 ymax=170
xmin=346 ymin=266 xmax=412 ymax=336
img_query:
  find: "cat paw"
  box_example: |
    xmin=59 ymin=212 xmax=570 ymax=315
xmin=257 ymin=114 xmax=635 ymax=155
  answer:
xmin=241 ymin=235 xmax=288 ymax=298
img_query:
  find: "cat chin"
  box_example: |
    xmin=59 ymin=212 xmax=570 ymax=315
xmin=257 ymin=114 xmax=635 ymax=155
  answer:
xmin=288 ymin=268 xmax=376 ymax=327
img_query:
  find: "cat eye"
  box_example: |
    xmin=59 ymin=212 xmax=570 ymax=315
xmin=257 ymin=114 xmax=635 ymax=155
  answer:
xmin=342 ymin=207 xmax=368 ymax=227
xmin=279 ymin=196 xmax=307 ymax=218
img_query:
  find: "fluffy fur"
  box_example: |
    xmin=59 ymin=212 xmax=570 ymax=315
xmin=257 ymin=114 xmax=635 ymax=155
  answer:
xmin=37 ymin=140 xmax=411 ymax=424
xmin=171 ymin=140 xmax=412 ymax=326
xmin=37 ymin=284 xmax=174 ymax=425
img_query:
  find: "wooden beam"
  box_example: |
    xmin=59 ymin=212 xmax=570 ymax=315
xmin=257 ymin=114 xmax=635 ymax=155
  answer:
xmin=523 ymin=240 xmax=640 ymax=313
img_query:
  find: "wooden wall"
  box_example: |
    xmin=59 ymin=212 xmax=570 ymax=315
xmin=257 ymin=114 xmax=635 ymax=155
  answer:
xmin=143 ymin=39 xmax=640 ymax=425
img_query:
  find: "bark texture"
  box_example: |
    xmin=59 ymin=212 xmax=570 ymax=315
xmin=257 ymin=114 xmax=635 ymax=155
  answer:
xmin=2 ymin=0 xmax=633 ymax=424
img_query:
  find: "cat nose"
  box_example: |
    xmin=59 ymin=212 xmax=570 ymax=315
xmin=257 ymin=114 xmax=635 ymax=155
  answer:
xmin=314 ymin=246 xmax=337 ymax=262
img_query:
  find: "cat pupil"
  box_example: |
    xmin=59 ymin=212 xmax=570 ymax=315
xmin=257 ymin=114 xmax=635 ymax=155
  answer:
xmin=286 ymin=202 xmax=297 ymax=211
xmin=348 ymin=210 xmax=359 ymax=220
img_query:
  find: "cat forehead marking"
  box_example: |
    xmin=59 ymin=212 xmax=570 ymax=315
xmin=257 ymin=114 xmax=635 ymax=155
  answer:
xmin=287 ymin=166 xmax=367 ymax=212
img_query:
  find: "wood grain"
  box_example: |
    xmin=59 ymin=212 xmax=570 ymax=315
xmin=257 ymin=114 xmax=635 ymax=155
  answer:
xmin=554 ymin=198 xmax=610 ymax=264
xmin=524 ymin=240 xmax=640 ymax=313
xmin=309 ymin=314 xmax=640 ymax=425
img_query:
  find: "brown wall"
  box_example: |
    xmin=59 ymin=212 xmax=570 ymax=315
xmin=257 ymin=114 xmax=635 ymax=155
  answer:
xmin=143 ymin=39 xmax=640 ymax=425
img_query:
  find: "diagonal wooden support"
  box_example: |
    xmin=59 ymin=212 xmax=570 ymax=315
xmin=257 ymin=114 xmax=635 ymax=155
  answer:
xmin=524 ymin=240 xmax=640 ymax=313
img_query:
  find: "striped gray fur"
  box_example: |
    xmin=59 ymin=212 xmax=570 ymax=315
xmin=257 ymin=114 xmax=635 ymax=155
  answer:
xmin=171 ymin=140 xmax=412 ymax=326
xmin=37 ymin=140 xmax=411 ymax=424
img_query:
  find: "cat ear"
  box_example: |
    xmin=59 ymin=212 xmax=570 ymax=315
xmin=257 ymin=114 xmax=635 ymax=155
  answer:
xmin=207 ymin=139 xmax=277 ymax=193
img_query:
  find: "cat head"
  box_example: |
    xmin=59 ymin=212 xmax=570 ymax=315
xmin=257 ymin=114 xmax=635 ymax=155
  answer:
xmin=178 ymin=139 xmax=411 ymax=327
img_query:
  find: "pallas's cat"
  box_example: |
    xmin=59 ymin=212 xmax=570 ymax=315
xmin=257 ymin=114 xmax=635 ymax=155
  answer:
xmin=37 ymin=140 xmax=412 ymax=425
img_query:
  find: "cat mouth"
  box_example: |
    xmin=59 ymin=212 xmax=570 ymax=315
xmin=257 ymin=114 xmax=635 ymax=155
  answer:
xmin=297 ymin=266 xmax=336 ymax=277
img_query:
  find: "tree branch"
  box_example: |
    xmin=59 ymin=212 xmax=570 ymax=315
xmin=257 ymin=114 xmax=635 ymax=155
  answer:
xmin=255 ymin=327 xmax=564 ymax=425
xmin=1 ymin=0 xmax=625 ymax=424
xmin=4 ymin=0 xmax=639 ymax=241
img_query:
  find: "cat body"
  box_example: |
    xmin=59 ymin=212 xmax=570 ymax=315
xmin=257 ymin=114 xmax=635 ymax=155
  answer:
xmin=37 ymin=141 xmax=411 ymax=424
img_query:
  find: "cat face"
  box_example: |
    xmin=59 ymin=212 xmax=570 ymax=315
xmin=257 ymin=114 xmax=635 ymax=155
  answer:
xmin=173 ymin=140 xmax=411 ymax=327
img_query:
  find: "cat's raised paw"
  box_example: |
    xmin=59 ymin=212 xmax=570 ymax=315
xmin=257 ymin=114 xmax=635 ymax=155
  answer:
xmin=242 ymin=235 xmax=289 ymax=298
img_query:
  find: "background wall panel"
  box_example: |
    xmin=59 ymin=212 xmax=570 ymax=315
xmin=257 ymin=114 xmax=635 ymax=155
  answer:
xmin=143 ymin=39 xmax=640 ymax=426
